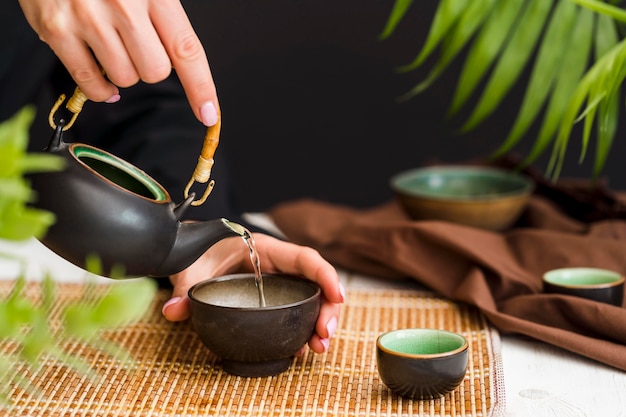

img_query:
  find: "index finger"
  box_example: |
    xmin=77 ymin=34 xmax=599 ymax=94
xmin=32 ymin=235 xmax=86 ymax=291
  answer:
xmin=150 ymin=0 xmax=219 ymax=126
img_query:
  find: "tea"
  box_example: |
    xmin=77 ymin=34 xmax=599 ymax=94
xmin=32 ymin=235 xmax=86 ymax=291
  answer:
xmin=241 ymin=229 xmax=266 ymax=307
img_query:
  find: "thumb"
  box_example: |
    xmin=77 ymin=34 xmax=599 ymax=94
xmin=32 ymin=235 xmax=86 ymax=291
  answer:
xmin=161 ymin=272 xmax=196 ymax=321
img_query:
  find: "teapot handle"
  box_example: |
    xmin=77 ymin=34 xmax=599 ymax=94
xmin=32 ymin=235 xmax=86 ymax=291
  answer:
xmin=184 ymin=108 xmax=221 ymax=207
xmin=48 ymin=87 xmax=89 ymax=132
xmin=47 ymin=78 xmax=221 ymax=208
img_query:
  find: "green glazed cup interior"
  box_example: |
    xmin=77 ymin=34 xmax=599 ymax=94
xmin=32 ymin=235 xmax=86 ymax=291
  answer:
xmin=377 ymin=329 xmax=468 ymax=358
xmin=543 ymin=267 xmax=625 ymax=288
xmin=390 ymin=166 xmax=533 ymax=201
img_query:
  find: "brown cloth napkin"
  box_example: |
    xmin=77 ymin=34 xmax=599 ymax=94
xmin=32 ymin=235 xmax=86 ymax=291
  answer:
xmin=268 ymin=172 xmax=626 ymax=371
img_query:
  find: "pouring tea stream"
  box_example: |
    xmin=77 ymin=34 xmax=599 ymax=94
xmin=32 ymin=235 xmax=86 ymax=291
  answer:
xmin=27 ymin=86 xmax=250 ymax=279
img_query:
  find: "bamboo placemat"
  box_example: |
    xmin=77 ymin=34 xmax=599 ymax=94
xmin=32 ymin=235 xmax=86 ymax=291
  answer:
xmin=1 ymin=281 xmax=505 ymax=417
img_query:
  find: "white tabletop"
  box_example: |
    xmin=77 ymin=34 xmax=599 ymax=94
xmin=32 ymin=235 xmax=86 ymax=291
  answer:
xmin=1 ymin=236 xmax=625 ymax=416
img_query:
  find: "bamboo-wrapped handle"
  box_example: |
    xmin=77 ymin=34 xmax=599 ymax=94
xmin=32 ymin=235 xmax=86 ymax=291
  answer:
xmin=184 ymin=111 xmax=221 ymax=206
xmin=48 ymin=87 xmax=89 ymax=131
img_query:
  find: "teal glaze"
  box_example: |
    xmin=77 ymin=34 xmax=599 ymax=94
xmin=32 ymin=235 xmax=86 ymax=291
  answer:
xmin=376 ymin=329 xmax=469 ymax=400
xmin=391 ymin=166 xmax=533 ymax=200
xmin=389 ymin=165 xmax=534 ymax=230
xmin=543 ymin=267 xmax=625 ymax=306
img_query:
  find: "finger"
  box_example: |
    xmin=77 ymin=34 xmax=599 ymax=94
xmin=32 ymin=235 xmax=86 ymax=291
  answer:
xmin=21 ymin=1 xmax=119 ymax=102
xmin=111 ymin=4 xmax=172 ymax=84
xmin=161 ymin=270 xmax=197 ymax=321
xmin=259 ymin=238 xmax=345 ymax=304
xmin=84 ymin=28 xmax=140 ymax=88
xmin=150 ymin=0 xmax=219 ymax=126
xmin=161 ymin=294 xmax=190 ymax=322
xmin=309 ymin=299 xmax=341 ymax=354
xmin=51 ymin=38 xmax=120 ymax=102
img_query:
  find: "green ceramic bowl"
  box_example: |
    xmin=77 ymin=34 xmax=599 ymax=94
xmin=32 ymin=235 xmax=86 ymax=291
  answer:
xmin=376 ymin=329 xmax=469 ymax=400
xmin=390 ymin=166 xmax=534 ymax=231
xmin=543 ymin=267 xmax=625 ymax=306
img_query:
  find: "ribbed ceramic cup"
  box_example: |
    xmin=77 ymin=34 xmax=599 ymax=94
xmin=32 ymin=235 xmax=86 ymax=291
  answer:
xmin=376 ymin=329 xmax=469 ymax=400
xmin=543 ymin=267 xmax=625 ymax=306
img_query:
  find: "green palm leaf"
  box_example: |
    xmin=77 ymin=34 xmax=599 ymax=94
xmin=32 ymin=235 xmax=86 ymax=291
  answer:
xmin=381 ymin=0 xmax=626 ymax=181
xmin=398 ymin=0 xmax=496 ymax=100
xmin=492 ymin=0 xmax=578 ymax=158
xmin=449 ymin=0 xmax=525 ymax=116
xmin=523 ymin=6 xmax=594 ymax=170
xmin=459 ymin=0 xmax=553 ymax=132
xmin=391 ymin=0 xmax=469 ymax=68
xmin=587 ymin=13 xmax=619 ymax=178
xmin=378 ymin=0 xmax=414 ymax=40
xmin=552 ymin=37 xmax=626 ymax=180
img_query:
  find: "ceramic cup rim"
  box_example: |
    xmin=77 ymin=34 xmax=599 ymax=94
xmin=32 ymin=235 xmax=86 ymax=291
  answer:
xmin=543 ymin=267 xmax=625 ymax=290
xmin=188 ymin=273 xmax=321 ymax=312
xmin=376 ymin=328 xmax=469 ymax=359
xmin=389 ymin=165 xmax=534 ymax=202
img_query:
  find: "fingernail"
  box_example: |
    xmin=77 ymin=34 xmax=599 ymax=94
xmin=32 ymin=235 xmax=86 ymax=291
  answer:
xmin=105 ymin=94 xmax=121 ymax=104
xmin=161 ymin=297 xmax=181 ymax=315
xmin=339 ymin=282 xmax=346 ymax=302
xmin=200 ymin=101 xmax=219 ymax=126
xmin=326 ymin=316 xmax=337 ymax=339
xmin=320 ymin=338 xmax=330 ymax=352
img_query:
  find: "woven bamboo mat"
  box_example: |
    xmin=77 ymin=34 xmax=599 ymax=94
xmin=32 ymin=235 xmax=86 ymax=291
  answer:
xmin=1 ymin=281 xmax=505 ymax=417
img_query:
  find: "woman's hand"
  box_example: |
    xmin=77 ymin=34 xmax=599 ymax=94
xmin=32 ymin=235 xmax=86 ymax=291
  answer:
xmin=18 ymin=0 xmax=219 ymax=127
xmin=163 ymin=233 xmax=345 ymax=354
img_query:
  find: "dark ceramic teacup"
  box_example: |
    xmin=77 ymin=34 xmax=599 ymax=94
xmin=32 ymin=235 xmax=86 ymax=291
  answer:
xmin=188 ymin=273 xmax=321 ymax=377
xmin=542 ymin=267 xmax=625 ymax=306
xmin=376 ymin=328 xmax=469 ymax=400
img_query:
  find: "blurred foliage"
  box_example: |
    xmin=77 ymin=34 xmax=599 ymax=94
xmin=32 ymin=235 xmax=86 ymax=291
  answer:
xmin=381 ymin=0 xmax=626 ymax=181
xmin=0 ymin=106 xmax=63 ymax=240
xmin=0 ymin=107 xmax=157 ymax=407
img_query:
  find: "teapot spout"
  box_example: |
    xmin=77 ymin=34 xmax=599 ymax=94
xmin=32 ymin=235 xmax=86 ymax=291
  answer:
xmin=153 ymin=218 xmax=248 ymax=277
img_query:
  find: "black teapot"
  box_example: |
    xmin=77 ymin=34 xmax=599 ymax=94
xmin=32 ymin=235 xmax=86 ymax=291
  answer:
xmin=28 ymin=90 xmax=246 ymax=278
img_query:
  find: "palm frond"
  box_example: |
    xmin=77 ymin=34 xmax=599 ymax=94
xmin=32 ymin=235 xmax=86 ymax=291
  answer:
xmin=448 ymin=0 xmax=525 ymax=116
xmin=523 ymin=5 xmax=594 ymax=170
xmin=398 ymin=0 xmax=495 ymax=99
xmin=552 ymin=37 xmax=626 ymax=179
xmin=491 ymin=0 xmax=578 ymax=158
xmin=382 ymin=0 xmax=626 ymax=181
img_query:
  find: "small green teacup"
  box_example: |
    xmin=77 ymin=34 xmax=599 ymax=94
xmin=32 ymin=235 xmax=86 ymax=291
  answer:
xmin=542 ymin=267 xmax=625 ymax=306
xmin=376 ymin=328 xmax=468 ymax=400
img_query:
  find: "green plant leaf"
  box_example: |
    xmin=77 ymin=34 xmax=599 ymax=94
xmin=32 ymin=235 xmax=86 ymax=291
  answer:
xmin=379 ymin=0 xmax=414 ymax=40
xmin=0 ymin=201 xmax=57 ymax=240
xmin=459 ymin=0 xmax=553 ymax=132
xmin=570 ymin=0 xmax=626 ymax=21
xmin=381 ymin=0 xmax=626 ymax=181
xmin=0 ymin=106 xmax=34 ymax=150
xmin=91 ymin=279 xmax=157 ymax=327
xmin=552 ymin=36 xmax=626 ymax=180
xmin=492 ymin=0 xmax=577 ymax=158
xmin=575 ymin=12 xmax=617 ymax=163
xmin=522 ymin=6 xmax=594 ymax=171
xmin=0 ymin=178 xmax=32 ymax=201
xmin=397 ymin=0 xmax=469 ymax=71
xmin=0 ymin=105 xmax=63 ymax=242
xmin=400 ymin=0 xmax=498 ymax=99
xmin=586 ymin=12 xmax=620 ymax=177
xmin=591 ymin=55 xmax=623 ymax=178
xmin=449 ymin=0 xmax=525 ymax=116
